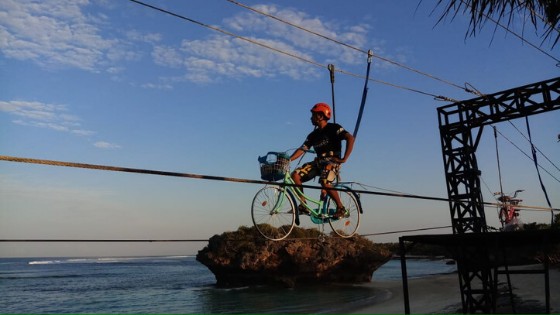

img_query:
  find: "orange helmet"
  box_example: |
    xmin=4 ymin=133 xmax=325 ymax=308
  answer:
xmin=310 ymin=102 xmax=331 ymax=120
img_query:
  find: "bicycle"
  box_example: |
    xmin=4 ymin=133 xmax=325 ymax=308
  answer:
xmin=251 ymin=151 xmax=362 ymax=241
xmin=494 ymin=189 xmax=524 ymax=231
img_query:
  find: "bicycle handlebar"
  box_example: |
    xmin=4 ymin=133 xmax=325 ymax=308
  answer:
xmin=258 ymin=148 xmax=316 ymax=164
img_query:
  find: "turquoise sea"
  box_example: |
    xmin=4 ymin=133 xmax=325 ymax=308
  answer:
xmin=0 ymin=256 xmax=456 ymax=313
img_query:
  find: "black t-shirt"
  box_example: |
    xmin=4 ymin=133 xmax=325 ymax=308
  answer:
xmin=302 ymin=123 xmax=349 ymax=157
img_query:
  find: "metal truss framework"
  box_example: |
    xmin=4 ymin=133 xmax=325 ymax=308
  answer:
xmin=437 ymin=77 xmax=560 ymax=313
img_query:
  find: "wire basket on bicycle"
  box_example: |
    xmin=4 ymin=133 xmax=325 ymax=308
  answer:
xmin=258 ymin=152 xmax=290 ymax=181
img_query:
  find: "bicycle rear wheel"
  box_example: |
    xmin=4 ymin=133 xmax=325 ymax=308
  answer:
xmin=328 ymin=187 xmax=361 ymax=238
xmin=251 ymin=186 xmax=296 ymax=240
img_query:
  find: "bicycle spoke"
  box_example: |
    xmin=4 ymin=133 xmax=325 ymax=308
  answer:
xmin=329 ymin=189 xmax=360 ymax=238
xmin=251 ymin=186 xmax=295 ymax=240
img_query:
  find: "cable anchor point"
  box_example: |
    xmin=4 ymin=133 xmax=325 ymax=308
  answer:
xmin=367 ymin=49 xmax=373 ymax=63
xmin=327 ymin=64 xmax=335 ymax=83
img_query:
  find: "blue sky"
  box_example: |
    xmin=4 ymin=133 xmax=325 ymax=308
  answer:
xmin=1 ymin=0 xmax=559 ymax=257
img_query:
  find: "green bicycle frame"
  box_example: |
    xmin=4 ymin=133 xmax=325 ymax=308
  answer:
xmin=273 ymin=171 xmax=339 ymax=222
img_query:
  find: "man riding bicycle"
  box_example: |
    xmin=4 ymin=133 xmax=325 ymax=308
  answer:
xmin=289 ymin=102 xmax=355 ymax=219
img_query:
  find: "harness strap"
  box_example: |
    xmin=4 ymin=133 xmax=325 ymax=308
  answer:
xmin=318 ymin=151 xmax=340 ymax=158
xmin=353 ymin=49 xmax=373 ymax=138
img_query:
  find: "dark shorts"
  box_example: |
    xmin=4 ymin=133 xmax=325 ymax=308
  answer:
xmin=294 ymin=158 xmax=340 ymax=185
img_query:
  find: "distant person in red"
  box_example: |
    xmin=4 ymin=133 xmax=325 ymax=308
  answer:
xmin=289 ymin=102 xmax=355 ymax=219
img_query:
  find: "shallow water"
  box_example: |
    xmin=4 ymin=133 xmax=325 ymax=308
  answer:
xmin=0 ymin=256 xmax=455 ymax=313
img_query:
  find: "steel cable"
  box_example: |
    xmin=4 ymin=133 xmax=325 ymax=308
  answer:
xmin=227 ymin=0 xmax=475 ymax=96
xmin=127 ymin=0 xmax=455 ymax=102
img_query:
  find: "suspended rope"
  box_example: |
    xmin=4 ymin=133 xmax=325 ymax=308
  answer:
xmin=0 ymin=155 xmax=453 ymax=202
xmin=127 ymin=0 xmax=456 ymax=102
xmin=353 ymin=50 xmax=373 ymax=138
xmin=328 ymin=64 xmax=336 ymax=123
xmin=3 ymin=155 xmax=558 ymax=212
xmin=525 ymin=116 xmax=555 ymax=224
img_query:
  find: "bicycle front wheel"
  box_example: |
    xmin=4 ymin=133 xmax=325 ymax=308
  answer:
xmin=328 ymin=187 xmax=361 ymax=238
xmin=251 ymin=186 xmax=296 ymax=241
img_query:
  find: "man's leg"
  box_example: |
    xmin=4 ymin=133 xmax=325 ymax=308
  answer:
xmin=321 ymin=163 xmax=346 ymax=219
xmin=291 ymin=170 xmax=305 ymax=204
xmin=323 ymin=181 xmax=343 ymax=209
xmin=291 ymin=167 xmax=312 ymax=215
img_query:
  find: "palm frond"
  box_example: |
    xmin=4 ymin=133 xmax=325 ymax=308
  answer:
xmin=433 ymin=0 xmax=560 ymax=47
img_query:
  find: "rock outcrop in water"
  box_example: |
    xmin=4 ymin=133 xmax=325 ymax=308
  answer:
xmin=196 ymin=226 xmax=392 ymax=287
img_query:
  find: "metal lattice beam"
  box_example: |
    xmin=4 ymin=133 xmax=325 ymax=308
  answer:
xmin=437 ymin=77 xmax=560 ymax=312
xmin=438 ymin=77 xmax=560 ymax=233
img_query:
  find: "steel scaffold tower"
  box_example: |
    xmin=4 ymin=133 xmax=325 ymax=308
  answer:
xmin=437 ymin=77 xmax=560 ymax=312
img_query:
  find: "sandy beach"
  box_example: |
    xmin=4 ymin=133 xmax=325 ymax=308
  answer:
xmin=351 ymin=265 xmax=560 ymax=314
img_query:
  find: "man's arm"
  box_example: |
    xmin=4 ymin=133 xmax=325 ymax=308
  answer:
xmin=290 ymin=147 xmax=307 ymax=162
xmin=339 ymin=132 xmax=355 ymax=163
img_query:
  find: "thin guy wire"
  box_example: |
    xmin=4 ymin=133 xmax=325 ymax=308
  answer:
xmin=495 ymin=129 xmax=560 ymax=184
xmin=227 ymin=0 xmax=472 ymax=95
xmin=0 ymin=239 xmax=208 ymax=242
xmin=356 ymin=225 xmax=452 ymax=237
xmin=505 ymin=120 xmax=560 ymax=173
xmin=0 ymin=225 xmax=452 ymax=242
xmin=336 ymin=68 xmax=458 ymax=101
xmin=352 ymin=182 xmax=417 ymax=197
xmin=488 ymin=14 xmax=560 ymax=63
xmin=479 ymin=175 xmax=498 ymax=200
xmin=127 ymin=0 xmax=455 ymax=101
xmin=225 ymin=0 xmax=369 ymax=54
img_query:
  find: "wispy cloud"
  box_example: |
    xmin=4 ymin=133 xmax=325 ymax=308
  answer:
xmin=94 ymin=141 xmax=121 ymax=149
xmin=0 ymin=1 xmax=391 ymax=85
xmin=154 ymin=34 xmax=321 ymax=83
xmin=140 ymin=82 xmax=173 ymax=90
xmin=0 ymin=100 xmax=94 ymax=135
xmin=0 ymin=100 xmax=121 ymax=149
xmin=223 ymin=4 xmax=370 ymax=64
xmin=150 ymin=4 xmax=374 ymax=84
xmin=0 ymin=0 xmax=135 ymax=72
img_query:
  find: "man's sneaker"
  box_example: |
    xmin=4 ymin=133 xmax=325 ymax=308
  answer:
xmin=298 ymin=204 xmax=311 ymax=216
xmin=333 ymin=207 xmax=347 ymax=219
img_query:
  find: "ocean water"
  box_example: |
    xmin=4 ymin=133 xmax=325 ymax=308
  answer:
xmin=0 ymin=256 xmax=456 ymax=314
